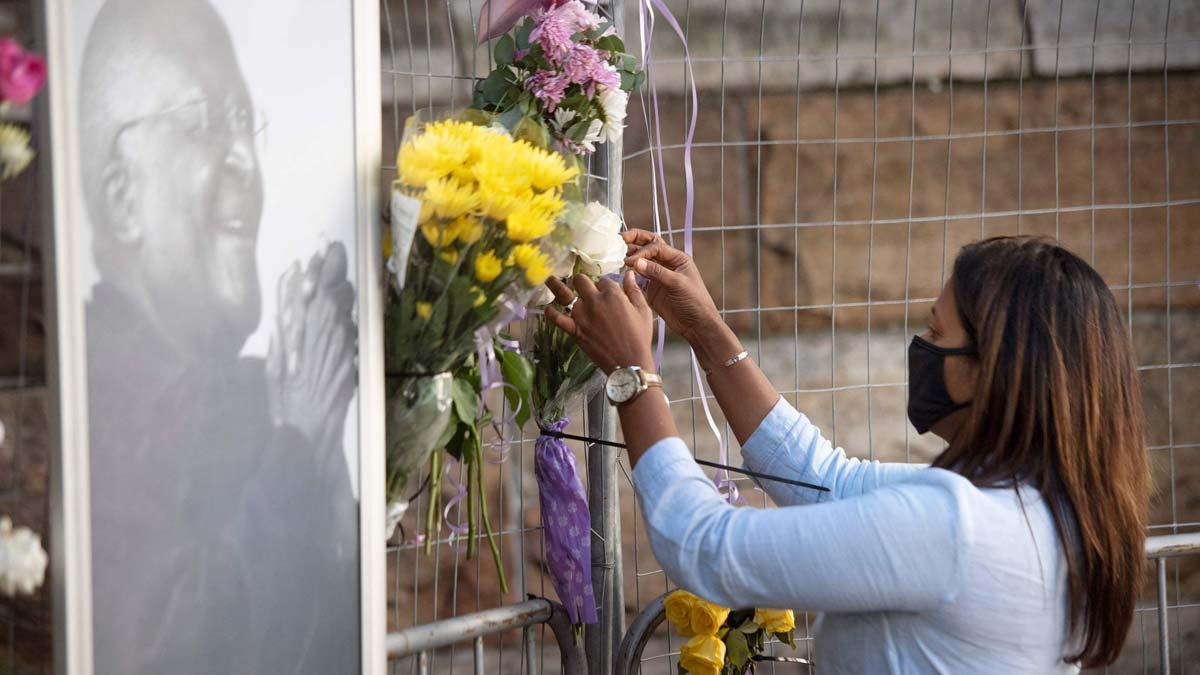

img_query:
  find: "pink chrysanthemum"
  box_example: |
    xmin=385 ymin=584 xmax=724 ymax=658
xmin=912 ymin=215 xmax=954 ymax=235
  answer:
xmin=532 ymin=0 xmax=602 ymax=62
xmin=526 ymin=70 xmax=569 ymax=112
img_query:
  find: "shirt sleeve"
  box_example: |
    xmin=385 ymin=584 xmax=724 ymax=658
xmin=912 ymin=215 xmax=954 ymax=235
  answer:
xmin=740 ymin=396 xmax=925 ymax=506
xmin=633 ymin=437 xmax=973 ymax=614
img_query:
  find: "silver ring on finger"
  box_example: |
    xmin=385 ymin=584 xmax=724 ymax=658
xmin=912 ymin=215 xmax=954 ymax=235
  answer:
xmin=563 ymin=296 xmax=579 ymax=315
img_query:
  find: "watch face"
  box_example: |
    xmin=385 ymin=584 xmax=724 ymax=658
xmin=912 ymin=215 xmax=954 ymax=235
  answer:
xmin=606 ymin=368 xmax=641 ymax=403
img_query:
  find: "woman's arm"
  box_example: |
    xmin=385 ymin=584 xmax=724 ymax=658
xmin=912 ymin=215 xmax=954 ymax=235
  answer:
xmin=625 ymin=231 xmax=922 ymax=504
xmin=633 ymin=437 xmax=971 ymax=613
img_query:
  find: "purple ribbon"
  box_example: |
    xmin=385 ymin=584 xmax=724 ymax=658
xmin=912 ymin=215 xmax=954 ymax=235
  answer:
xmin=637 ymin=0 xmax=740 ymax=505
xmin=476 ymin=0 xmax=553 ymax=43
xmin=535 ymin=418 xmax=597 ymax=625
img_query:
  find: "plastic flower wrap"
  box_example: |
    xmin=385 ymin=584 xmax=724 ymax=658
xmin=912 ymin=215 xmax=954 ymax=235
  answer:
xmin=0 ymin=38 xmax=45 ymax=182
xmin=665 ymin=589 xmax=798 ymax=675
xmin=473 ymin=0 xmax=642 ymax=155
xmin=0 ymin=516 xmax=48 ymax=597
xmin=385 ymin=110 xmax=579 ymax=591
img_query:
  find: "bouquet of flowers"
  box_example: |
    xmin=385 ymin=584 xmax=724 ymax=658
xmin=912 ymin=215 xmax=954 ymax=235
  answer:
xmin=385 ymin=111 xmax=579 ymax=584
xmin=473 ymin=0 xmax=642 ymax=155
xmin=664 ymin=590 xmax=798 ymax=675
xmin=0 ymin=38 xmax=46 ymax=180
xmin=496 ymin=199 xmax=626 ymax=626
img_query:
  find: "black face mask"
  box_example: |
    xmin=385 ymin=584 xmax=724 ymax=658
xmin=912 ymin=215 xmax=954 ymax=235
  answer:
xmin=907 ymin=335 xmax=977 ymax=434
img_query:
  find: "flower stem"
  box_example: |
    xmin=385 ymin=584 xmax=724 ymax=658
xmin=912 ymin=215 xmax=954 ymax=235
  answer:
xmin=424 ymin=449 xmax=441 ymax=556
xmin=475 ymin=438 xmax=509 ymax=595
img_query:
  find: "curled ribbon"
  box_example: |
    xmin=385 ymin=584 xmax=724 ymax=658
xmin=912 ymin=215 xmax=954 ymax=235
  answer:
xmin=638 ymin=0 xmax=740 ymax=504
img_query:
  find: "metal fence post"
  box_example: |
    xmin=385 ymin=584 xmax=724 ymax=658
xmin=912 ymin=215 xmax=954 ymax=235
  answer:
xmin=585 ymin=3 xmax=625 ymax=670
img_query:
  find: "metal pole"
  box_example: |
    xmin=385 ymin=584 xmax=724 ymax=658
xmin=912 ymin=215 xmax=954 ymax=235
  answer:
xmin=473 ymin=636 xmax=484 ymax=675
xmin=1157 ymin=557 xmax=1170 ymax=675
xmin=585 ymin=3 xmax=626 ymax=670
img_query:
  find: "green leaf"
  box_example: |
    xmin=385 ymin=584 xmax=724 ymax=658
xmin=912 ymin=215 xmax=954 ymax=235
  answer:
xmin=479 ymin=68 xmax=512 ymax=105
xmin=588 ymin=20 xmax=613 ymax=39
xmin=515 ymin=20 xmax=534 ymax=50
xmin=620 ymin=70 xmax=636 ymax=91
xmin=595 ymin=35 xmax=624 ymax=54
xmin=498 ymin=348 xmax=534 ymax=427
xmin=631 ymin=70 xmax=646 ymax=90
xmin=494 ymin=34 xmax=516 ymax=66
xmin=724 ymin=629 xmax=750 ymax=668
xmin=451 ymin=375 xmax=479 ymax=424
xmin=776 ymin=631 xmax=796 ymax=648
xmin=738 ymin=620 xmax=760 ymax=634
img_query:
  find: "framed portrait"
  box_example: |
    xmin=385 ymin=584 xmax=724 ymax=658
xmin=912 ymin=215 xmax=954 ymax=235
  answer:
xmin=38 ymin=0 xmax=386 ymax=673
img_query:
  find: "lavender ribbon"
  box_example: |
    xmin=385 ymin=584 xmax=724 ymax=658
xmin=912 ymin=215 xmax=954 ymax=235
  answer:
xmin=476 ymin=0 xmax=552 ymax=43
xmin=638 ymin=0 xmax=741 ymax=505
xmin=535 ymin=418 xmax=597 ymax=625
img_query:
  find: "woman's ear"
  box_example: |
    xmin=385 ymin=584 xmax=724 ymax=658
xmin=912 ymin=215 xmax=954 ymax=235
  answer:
xmin=101 ymin=161 xmax=141 ymax=245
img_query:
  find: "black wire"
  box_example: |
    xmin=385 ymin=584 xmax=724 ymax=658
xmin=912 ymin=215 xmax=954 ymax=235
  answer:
xmin=536 ymin=428 xmax=830 ymax=493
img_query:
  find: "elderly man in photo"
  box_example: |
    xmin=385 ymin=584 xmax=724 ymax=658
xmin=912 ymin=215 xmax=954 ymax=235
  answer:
xmin=78 ymin=0 xmax=359 ymax=672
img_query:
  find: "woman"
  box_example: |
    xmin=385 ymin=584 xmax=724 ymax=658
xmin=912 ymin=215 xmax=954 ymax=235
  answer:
xmin=545 ymin=234 xmax=1147 ymax=673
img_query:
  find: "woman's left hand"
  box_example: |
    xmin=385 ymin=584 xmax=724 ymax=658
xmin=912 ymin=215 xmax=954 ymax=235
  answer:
xmin=544 ymin=272 xmax=655 ymax=374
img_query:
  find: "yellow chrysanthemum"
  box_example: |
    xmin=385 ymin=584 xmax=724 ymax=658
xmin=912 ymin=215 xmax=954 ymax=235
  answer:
xmin=474 ymin=250 xmax=503 ymax=283
xmin=439 ymin=249 xmax=459 ymax=265
xmin=470 ymin=286 xmax=486 ymax=308
xmin=522 ymin=144 xmax=579 ymax=191
xmin=423 ymin=176 xmax=479 ymax=220
xmin=529 ymin=189 xmax=566 ymax=219
xmin=476 ymin=180 xmax=532 ymax=222
xmin=505 ymin=207 xmax=556 ymax=243
xmin=510 ymin=243 xmax=552 ymax=286
xmin=421 ymin=221 xmax=458 ymax=247
xmin=454 ymin=215 xmax=485 ymax=245
xmin=397 ymin=133 xmax=468 ymax=187
xmin=416 ymin=302 xmax=433 ymax=319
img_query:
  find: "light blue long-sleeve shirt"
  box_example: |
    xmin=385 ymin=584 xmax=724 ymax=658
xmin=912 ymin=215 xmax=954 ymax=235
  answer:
xmin=633 ymin=397 xmax=1079 ymax=674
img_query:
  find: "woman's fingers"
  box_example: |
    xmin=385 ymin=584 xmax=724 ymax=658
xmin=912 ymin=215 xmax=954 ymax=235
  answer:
xmin=622 ymin=270 xmax=648 ymax=308
xmin=544 ymin=306 xmax=577 ymax=336
xmin=621 ymin=229 xmax=661 ymax=247
xmin=632 ymin=258 xmax=681 ymax=288
xmin=572 ymin=273 xmax=600 ymax=301
xmin=545 ymin=275 xmax=575 ymax=305
xmin=625 ymin=241 xmax=691 ymax=272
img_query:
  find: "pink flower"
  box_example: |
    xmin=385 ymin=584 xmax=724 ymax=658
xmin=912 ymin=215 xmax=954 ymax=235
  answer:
xmin=531 ymin=0 xmax=601 ymax=62
xmin=526 ymin=70 xmax=569 ymax=112
xmin=0 ymin=39 xmax=45 ymax=106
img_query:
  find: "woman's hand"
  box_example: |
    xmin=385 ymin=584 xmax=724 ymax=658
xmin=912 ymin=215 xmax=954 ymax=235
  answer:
xmin=544 ymin=272 xmax=655 ymax=374
xmin=622 ymin=229 xmax=722 ymax=346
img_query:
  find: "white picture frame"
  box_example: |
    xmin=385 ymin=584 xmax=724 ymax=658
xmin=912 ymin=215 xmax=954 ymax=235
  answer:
xmin=38 ymin=0 xmax=384 ymax=673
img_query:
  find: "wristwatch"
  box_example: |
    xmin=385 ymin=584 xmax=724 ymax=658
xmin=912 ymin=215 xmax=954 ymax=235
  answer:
xmin=605 ymin=366 xmax=663 ymax=405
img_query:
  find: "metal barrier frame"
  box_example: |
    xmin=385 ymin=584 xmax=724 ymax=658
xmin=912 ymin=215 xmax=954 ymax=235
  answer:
xmin=614 ymin=533 xmax=1200 ymax=675
xmin=386 ymin=597 xmax=586 ymax=675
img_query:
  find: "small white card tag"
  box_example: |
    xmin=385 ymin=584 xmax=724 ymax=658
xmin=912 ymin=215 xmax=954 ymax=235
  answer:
xmin=390 ymin=190 xmax=422 ymax=289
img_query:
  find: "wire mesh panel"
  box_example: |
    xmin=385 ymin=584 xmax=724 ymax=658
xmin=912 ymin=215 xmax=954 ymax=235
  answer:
xmin=616 ymin=1 xmax=1200 ymax=673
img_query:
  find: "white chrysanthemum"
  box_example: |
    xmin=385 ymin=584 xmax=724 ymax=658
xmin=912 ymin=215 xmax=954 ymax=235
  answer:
xmin=578 ymin=118 xmax=604 ymax=154
xmin=0 ymin=124 xmax=33 ymax=181
xmin=0 ymin=516 xmax=48 ymax=597
xmin=552 ymin=108 xmax=577 ymax=132
xmin=597 ymin=86 xmax=628 ymax=143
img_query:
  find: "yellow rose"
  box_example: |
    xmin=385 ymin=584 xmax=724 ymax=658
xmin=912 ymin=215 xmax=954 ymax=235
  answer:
xmin=678 ymin=634 xmax=725 ymax=675
xmin=754 ymin=608 xmax=795 ymax=634
xmin=664 ymin=590 xmax=698 ymax=637
xmin=415 ymin=302 xmax=432 ymax=319
xmin=474 ymin=250 xmax=502 ymax=283
xmin=690 ymin=599 xmax=730 ymax=636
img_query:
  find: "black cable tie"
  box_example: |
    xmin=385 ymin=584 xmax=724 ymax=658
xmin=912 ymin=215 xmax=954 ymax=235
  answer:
xmin=536 ymin=427 xmax=830 ymax=493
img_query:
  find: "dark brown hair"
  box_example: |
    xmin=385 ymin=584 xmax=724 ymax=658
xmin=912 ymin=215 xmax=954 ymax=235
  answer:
xmin=932 ymin=236 xmax=1148 ymax=668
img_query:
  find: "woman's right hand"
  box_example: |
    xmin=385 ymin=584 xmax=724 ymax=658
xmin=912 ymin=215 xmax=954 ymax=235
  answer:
xmin=622 ymin=229 xmax=723 ymax=345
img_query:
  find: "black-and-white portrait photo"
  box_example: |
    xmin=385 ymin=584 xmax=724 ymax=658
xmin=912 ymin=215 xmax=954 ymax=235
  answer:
xmin=65 ymin=0 xmax=366 ymax=671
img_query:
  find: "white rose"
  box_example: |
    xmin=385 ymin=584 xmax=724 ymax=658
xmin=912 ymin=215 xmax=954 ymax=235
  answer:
xmin=529 ymin=249 xmax=577 ymax=306
xmin=569 ymin=202 xmax=626 ymax=276
xmin=0 ymin=516 xmax=48 ymax=597
xmin=597 ymin=86 xmax=628 ymax=143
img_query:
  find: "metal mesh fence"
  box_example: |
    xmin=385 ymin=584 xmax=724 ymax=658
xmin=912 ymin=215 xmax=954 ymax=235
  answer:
xmin=381 ymin=1 xmax=1200 ymax=673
